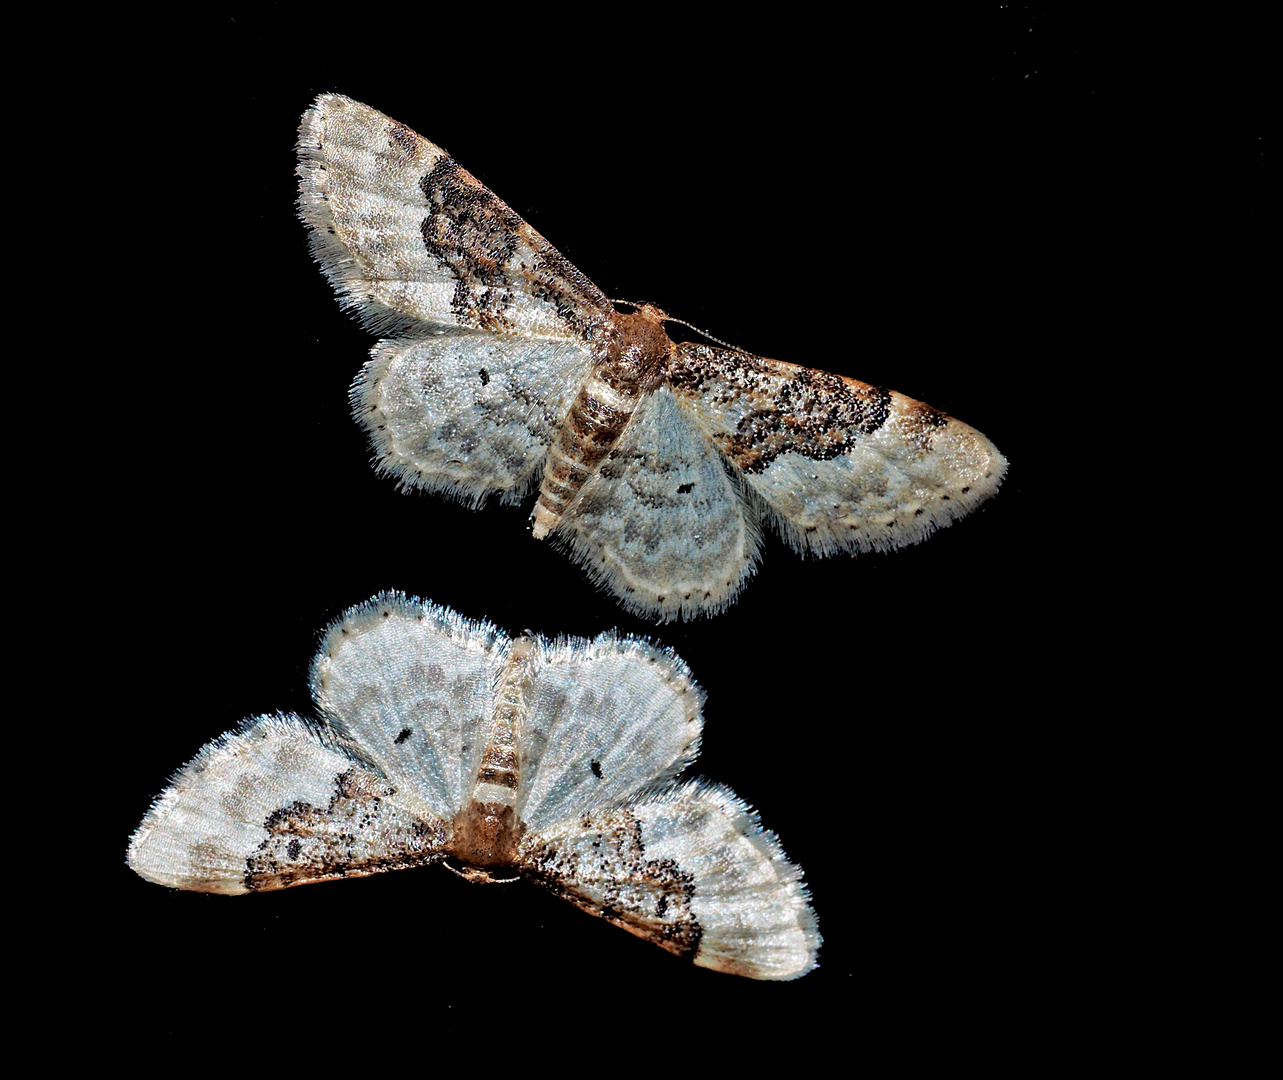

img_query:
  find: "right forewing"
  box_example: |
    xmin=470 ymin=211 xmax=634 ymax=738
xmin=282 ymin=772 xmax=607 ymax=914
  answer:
xmin=669 ymin=343 xmax=1006 ymax=556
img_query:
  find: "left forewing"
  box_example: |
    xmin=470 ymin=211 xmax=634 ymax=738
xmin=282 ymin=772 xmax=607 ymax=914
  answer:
xmin=669 ymin=343 xmax=1007 ymax=556
xmin=127 ymin=714 xmax=447 ymax=894
xmin=297 ymin=93 xmax=612 ymax=341
xmin=519 ymin=780 xmax=819 ymax=980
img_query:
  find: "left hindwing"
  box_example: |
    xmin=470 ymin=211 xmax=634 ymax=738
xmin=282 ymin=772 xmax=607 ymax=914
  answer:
xmin=353 ymin=330 xmax=594 ymax=506
xmin=309 ymin=594 xmax=510 ymax=822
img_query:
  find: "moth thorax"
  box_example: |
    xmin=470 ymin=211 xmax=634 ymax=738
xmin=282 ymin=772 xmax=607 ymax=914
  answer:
xmin=471 ymin=639 xmax=536 ymax=805
xmin=449 ymin=801 xmax=521 ymax=868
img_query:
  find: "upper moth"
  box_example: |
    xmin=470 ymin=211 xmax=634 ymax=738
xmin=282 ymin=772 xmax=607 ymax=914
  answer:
xmin=297 ymin=94 xmax=1007 ymax=620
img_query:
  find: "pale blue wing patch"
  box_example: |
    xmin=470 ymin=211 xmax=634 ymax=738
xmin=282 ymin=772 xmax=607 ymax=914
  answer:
xmin=551 ymin=386 xmax=762 ymax=622
xmin=512 ymin=634 xmax=704 ymax=831
xmin=126 ymin=713 xmax=447 ymax=894
xmin=352 ymin=330 xmax=593 ymax=507
xmin=309 ymin=593 xmax=509 ymax=821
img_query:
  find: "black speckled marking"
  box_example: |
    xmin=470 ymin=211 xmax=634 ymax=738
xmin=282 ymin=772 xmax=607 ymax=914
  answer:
xmin=244 ymin=770 xmax=442 ymax=891
xmin=417 ymin=156 xmax=607 ymax=334
xmin=591 ymin=759 xmax=603 ymax=779
xmin=419 ymin=157 xmax=520 ymax=330
xmin=394 ymin=727 xmax=413 ymax=745
xmin=478 ymin=367 xmax=490 ymax=386
xmin=387 ymin=123 xmax=418 ymax=157
xmin=670 ymin=345 xmax=894 ymax=474
xmin=524 ymin=809 xmax=703 ymax=960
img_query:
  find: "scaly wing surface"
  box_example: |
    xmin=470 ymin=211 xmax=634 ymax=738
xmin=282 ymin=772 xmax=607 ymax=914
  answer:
xmin=512 ymin=632 xmax=705 ymax=830
xmin=519 ymin=779 xmax=819 ymax=980
xmin=297 ymin=93 xmax=612 ymax=340
xmin=551 ymin=386 xmax=762 ymax=621
xmin=352 ymin=331 xmax=593 ymax=506
xmin=669 ymin=343 xmax=1006 ymax=555
xmin=127 ymin=714 xmax=446 ymax=893
xmin=309 ymin=594 xmax=510 ymax=822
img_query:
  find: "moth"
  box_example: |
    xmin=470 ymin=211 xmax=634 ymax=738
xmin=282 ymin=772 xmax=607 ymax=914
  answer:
xmin=297 ymin=94 xmax=1006 ymax=620
xmin=127 ymin=594 xmax=820 ymax=980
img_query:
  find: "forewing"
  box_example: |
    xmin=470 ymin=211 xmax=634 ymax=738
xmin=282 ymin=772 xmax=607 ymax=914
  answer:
xmin=353 ymin=330 xmax=593 ymax=506
xmin=127 ymin=714 xmax=447 ymax=894
xmin=309 ymin=594 xmax=509 ymax=821
xmin=519 ymin=779 xmax=819 ymax=980
xmin=513 ymin=634 xmax=704 ymax=831
xmin=670 ymin=344 xmax=1007 ymax=555
xmin=551 ymin=385 xmax=762 ymax=621
xmin=297 ymin=93 xmax=611 ymax=341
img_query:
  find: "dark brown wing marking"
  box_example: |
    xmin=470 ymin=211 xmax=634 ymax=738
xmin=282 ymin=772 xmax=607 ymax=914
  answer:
xmin=521 ymin=809 xmax=703 ymax=960
xmin=418 ymin=156 xmax=612 ymax=334
xmin=245 ymin=768 xmax=447 ymax=891
xmin=668 ymin=343 xmax=895 ymax=473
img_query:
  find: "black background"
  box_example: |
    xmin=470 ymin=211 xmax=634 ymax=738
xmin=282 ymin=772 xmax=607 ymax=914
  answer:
xmin=83 ymin=5 xmax=1266 ymax=1054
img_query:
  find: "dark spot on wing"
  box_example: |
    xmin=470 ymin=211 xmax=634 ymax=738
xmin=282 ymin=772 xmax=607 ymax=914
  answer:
xmin=387 ymin=123 xmax=419 ymax=158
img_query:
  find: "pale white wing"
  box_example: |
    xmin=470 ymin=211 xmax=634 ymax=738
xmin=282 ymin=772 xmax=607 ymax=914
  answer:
xmin=670 ymin=343 xmax=1007 ymax=555
xmin=127 ymin=714 xmax=447 ymax=894
xmin=352 ymin=330 xmax=593 ymax=506
xmin=513 ymin=633 xmax=705 ymax=832
xmin=297 ymin=93 xmax=611 ymax=341
xmin=550 ymin=385 xmax=763 ymax=621
xmin=309 ymin=594 xmax=509 ymax=821
xmin=519 ymin=779 xmax=819 ymax=980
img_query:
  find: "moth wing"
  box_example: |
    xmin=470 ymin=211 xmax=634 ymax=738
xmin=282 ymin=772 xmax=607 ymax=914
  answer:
xmin=550 ymin=385 xmax=762 ymax=621
xmin=669 ymin=343 xmax=1007 ymax=555
xmin=297 ymin=93 xmax=611 ymax=342
xmin=512 ymin=634 xmax=705 ymax=832
xmin=352 ymin=331 xmax=593 ymax=506
xmin=127 ymin=714 xmax=447 ymax=894
xmin=519 ymin=779 xmax=819 ymax=980
xmin=309 ymin=594 xmax=509 ymax=822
